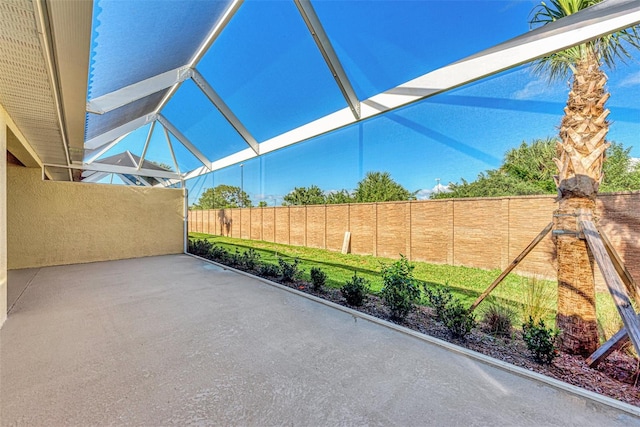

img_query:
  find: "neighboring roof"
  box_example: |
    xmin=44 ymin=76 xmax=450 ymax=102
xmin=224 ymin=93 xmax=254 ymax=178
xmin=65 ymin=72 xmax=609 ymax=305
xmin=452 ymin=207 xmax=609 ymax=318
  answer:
xmin=93 ymin=151 xmax=170 ymax=171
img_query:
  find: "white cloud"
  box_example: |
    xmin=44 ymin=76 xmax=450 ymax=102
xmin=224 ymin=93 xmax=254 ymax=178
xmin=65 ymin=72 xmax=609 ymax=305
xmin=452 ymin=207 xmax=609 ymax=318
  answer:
xmin=513 ymin=79 xmax=553 ymax=100
xmin=619 ymin=71 xmax=640 ymax=88
xmin=415 ymin=189 xmax=432 ymax=200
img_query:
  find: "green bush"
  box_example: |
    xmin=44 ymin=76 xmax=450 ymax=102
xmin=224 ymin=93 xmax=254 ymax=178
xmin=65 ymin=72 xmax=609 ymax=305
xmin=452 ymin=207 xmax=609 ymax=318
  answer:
xmin=257 ymin=263 xmax=280 ymax=278
xmin=341 ymin=273 xmax=369 ymax=306
xmin=482 ymin=303 xmax=515 ymax=337
xmin=278 ymin=257 xmax=302 ymax=282
xmin=442 ymin=300 xmax=476 ymax=339
xmin=522 ymin=317 xmax=560 ymax=364
xmin=310 ymin=267 xmax=327 ymax=291
xmin=424 ymin=285 xmax=453 ymax=321
xmin=240 ymin=248 xmax=260 ymax=270
xmin=188 ymin=239 xmax=213 ymax=257
xmin=380 ymin=256 xmax=421 ymax=320
xmin=209 ymin=245 xmax=230 ymax=263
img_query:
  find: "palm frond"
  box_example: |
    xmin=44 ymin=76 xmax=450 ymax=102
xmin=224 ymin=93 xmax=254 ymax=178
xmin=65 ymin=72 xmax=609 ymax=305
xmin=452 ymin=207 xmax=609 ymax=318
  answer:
xmin=528 ymin=0 xmax=640 ymax=82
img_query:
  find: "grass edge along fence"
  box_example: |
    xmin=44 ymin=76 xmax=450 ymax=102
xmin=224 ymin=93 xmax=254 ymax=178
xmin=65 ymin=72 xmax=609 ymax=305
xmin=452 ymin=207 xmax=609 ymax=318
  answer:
xmin=188 ymin=193 xmax=640 ymax=294
xmin=188 ymin=232 xmax=622 ymax=341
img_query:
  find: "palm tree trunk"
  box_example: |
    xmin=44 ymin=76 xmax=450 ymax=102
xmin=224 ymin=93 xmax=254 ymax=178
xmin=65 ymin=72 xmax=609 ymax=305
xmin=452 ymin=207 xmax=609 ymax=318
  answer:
xmin=554 ymin=51 xmax=609 ymax=355
xmin=554 ymin=199 xmax=598 ymax=355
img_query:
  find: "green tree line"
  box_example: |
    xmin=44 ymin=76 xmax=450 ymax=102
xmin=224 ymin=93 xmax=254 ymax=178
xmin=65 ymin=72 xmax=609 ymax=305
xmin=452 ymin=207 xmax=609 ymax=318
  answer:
xmin=432 ymin=138 xmax=640 ymax=199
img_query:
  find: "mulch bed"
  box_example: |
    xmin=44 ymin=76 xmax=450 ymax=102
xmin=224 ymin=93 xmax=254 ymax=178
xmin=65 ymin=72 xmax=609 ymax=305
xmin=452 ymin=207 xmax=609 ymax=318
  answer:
xmin=279 ymin=277 xmax=640 ymax=408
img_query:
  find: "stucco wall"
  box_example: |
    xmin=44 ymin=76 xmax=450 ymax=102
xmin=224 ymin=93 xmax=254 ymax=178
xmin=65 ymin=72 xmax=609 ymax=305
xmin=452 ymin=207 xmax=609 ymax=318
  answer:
xmin=1 ymin=117 xmax=8 ymax=325
xmin=7 ymin=166 xmax=184 ymax=269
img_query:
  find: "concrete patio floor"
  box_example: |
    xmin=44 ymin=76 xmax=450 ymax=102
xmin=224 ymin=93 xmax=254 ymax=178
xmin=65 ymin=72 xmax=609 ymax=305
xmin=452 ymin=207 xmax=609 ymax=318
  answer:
xmin=1 ymin=255 xmax=639 ymax=426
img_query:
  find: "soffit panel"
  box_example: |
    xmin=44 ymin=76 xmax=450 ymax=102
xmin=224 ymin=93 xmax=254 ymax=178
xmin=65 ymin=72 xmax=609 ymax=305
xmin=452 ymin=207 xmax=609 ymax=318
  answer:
xmin=47 ymin=0 xmax=93 ymax=163
xmin=0 ymin=0 xmax=67 ymax=169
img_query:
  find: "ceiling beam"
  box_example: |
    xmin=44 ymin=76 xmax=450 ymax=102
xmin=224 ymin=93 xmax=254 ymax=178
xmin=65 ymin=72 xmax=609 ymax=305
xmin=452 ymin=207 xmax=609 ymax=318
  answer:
xmin=45 ymin=162 xmax=182 ymax=180
xmin=190 ymin=69 xmax=260 ymax=154
xmin=34 ymin=0 xmax=73 ymax=180
xmin=84 ymin=113 xmax=156 ymax=151
xmin=137 ymin=121 xmax=155 ymax=171
xmin=294 ymin=0 xmax=360 ymax=119
xmin=157 ymin=115 xmax=212 ymax=170
xmin=85 ymin=132 xmax=129 ymax=164
xmin=153 ymin=0 xmax=244 ymax=115
xmin=179 ymin=0 xmax=640 ymax=181
xmin=162 ymin=124 xmax=182 ymax=175
xmin=86 ymin=66 xmax=191 ymax=114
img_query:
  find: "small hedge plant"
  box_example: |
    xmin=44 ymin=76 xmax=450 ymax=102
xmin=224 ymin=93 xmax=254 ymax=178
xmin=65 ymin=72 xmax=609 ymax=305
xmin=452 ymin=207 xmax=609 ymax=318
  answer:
xmin=425 ymin=285 xmax=476 ymax=339
xmin=341 ymin=273 xmax=369 ymax=306
xmin=522 ymin=317 xmax=559 ymax=364
xmin=380 ymin=256 xmax=421 ymax=320
xmin=258 ymin=263 xmax=280 ymax=278
xmin=278 ymin=257 xmax=302 ymax=282
xmin=310 ymin=267 xmax=327 ymax=291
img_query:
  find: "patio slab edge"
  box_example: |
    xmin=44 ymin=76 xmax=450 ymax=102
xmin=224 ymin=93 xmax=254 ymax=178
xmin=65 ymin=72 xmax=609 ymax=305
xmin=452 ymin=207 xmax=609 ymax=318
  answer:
xmin=185 ymin=252 xmax=640 ymax=419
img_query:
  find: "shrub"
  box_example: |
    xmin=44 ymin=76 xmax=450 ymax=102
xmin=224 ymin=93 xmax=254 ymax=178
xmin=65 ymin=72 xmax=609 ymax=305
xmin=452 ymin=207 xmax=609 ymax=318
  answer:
xmin=442 ymin=300 xmax=476 ymax=339
xmin=257 ymin=263 xmax=280 ymax=278
xmin=228 ymin=248 xmax=243 ymax=267
xmin=240 ymin=248 xmax=260 ymax=270
xmin=310 ymin=267 xmax=327 ymax=291
xmin=278 ymin=257 xmax=302 ymax=282
xmin=424 ymin=285 xmax=453 ymax=321
xmin=482 ymin=302 xmax=515 ymax=337
xmin=341 ymin=273 xmax=369 ymax=306
xmin=380 ymin=256 xmax=421 ymax=320
xmin=188 ymin=239 xmax=213 ymax=257
xmin=522 ymin=317 xmax=560 ymax=364
xmin=209 ymin=245 xmax=230 ymax=263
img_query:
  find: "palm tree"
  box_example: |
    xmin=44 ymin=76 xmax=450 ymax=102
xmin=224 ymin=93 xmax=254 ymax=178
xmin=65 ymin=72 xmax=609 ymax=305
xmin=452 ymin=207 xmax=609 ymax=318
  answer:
xmin=529 ymin=0 xmax=640 ymax=355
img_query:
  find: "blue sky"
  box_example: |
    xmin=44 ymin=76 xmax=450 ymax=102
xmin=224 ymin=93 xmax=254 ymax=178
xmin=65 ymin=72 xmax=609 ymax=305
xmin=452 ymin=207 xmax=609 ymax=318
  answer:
xmin=91 ymin=0 xmax=640 ymax=205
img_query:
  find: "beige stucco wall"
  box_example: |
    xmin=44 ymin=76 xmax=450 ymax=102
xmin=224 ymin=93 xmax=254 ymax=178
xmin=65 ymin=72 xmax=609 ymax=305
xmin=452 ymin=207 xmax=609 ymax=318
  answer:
xmin=7 ymin=166 xmax=184 ymax=269
xmin=1 ymin=115 xmax=8 ymax=326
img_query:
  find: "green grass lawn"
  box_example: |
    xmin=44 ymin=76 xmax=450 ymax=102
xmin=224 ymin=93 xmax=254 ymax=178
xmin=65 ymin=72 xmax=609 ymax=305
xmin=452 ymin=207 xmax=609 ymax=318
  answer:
xmin=188 ymin=232 xmax=620 ymax=337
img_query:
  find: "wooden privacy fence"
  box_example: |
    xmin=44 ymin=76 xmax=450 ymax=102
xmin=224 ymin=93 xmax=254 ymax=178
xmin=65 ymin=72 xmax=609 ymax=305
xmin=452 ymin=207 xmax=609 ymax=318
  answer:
xmin=188 ymin=193 xmax=640 ymax=286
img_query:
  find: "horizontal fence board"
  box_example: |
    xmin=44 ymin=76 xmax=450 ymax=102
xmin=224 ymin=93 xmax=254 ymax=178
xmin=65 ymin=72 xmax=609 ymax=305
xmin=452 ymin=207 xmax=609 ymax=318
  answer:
xmin=349 ymin=204 xmax=375 ymax=255
xmin=274 ymin=208 xmax=290 ymax=245
xmin=289 ymin=207 xmax=306 ymax=247
xmin=188 ymin=193 xmax=640 ymax=285
xmin=453 ymin=199 xmax=503 ymax=269
xmin=326 ymin=205 xmax=350 ymax=252
xmin=262 ymin=208 xmax=275 ymax=243
xmin=307 ymin=206 xmax=326 ymax=249
xmin=377 ymin=203 xmax=407 ymax=259
xmin=410 ymin=201 xmax=452 ymax=264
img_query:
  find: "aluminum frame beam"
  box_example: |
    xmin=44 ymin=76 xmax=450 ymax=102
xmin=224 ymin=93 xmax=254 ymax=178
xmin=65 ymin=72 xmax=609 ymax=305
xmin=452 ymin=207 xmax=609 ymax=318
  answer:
xmin=84 ymin=113 xmax=156 ymax=151
xmin=294 ymin=0 xmax=360 ymax=119
xmin=153 ymin=0 xmax=244 ymax=114
xmin=157 ymin=115 xmax=212 ymax=170
xmin=85 ymin=133 xmax=129 ymax=164
xmin=162 ymin=124 xmax=182 ymax=175
xmin=87 ymin=67 xmax=191 ymax=114
xmin=190 ymin=69 xmax=260 ymax=154
xmin=174 ymin=0 xmax=640 ymax=183
xmin=137 ymin=121 xmax=155 ymax=171
xmin=46 ymin=162 xmax=182 ymax=180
